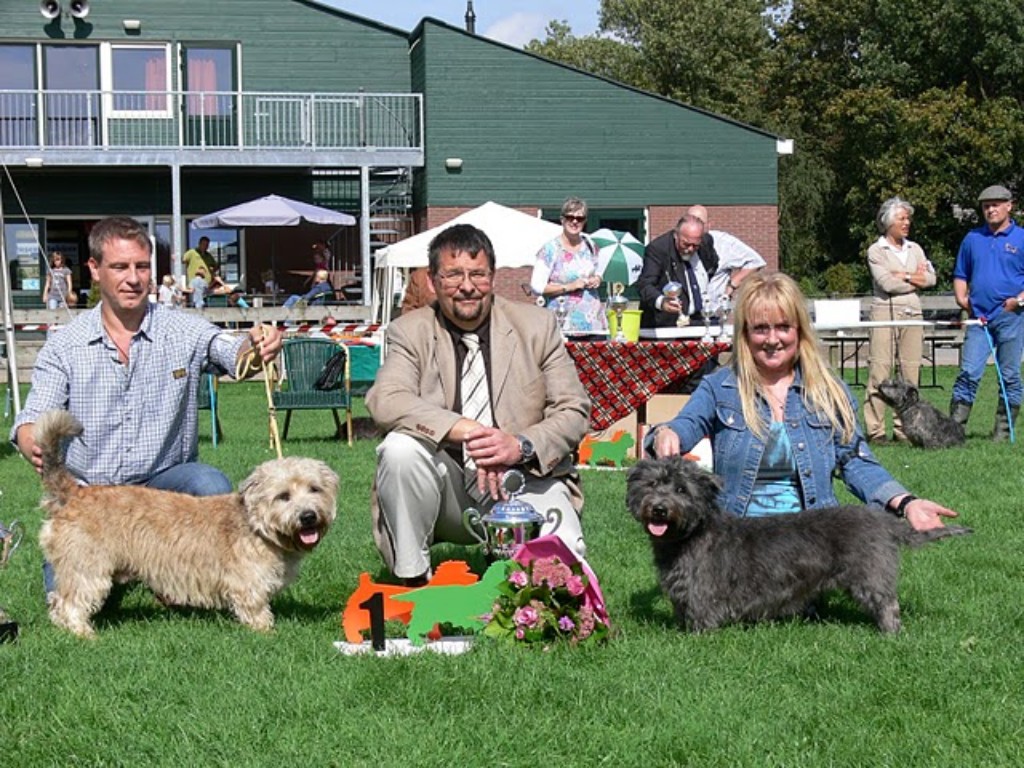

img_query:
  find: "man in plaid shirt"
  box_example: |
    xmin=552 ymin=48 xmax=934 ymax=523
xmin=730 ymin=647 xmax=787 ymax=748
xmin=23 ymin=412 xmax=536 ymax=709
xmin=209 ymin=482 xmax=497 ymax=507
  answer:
xmin=13 ymin=216 xmax=283 ymax=494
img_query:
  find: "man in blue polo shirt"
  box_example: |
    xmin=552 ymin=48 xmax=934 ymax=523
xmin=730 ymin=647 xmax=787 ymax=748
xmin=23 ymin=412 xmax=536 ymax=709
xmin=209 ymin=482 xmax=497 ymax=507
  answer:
xmin=951 ymin=184 xmax=1024 ymax=440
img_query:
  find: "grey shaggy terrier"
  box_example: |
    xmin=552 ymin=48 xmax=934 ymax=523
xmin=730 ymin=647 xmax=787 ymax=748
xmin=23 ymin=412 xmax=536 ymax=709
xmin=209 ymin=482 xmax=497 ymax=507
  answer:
xmin=626 ymin=456 xmax=971 ymax=633
xmin=876 ymin=379 xmax=966 ymax=448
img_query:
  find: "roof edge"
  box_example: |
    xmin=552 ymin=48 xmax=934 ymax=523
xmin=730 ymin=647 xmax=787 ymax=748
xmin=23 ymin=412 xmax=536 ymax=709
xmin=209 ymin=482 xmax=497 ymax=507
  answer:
xmin=410 ymin=17 xmax=781 ymax=142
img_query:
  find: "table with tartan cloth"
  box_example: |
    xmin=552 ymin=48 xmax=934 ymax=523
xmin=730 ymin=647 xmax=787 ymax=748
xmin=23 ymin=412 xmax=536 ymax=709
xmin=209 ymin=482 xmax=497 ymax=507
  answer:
xmin=566 ymin=341 xmax=731 ymax=430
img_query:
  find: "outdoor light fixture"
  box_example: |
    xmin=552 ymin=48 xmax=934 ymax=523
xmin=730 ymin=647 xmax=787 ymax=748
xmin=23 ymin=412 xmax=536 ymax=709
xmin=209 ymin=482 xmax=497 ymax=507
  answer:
xmin=122 ymin=19 xmax=142 ymax=31
xmin=24 ymin=157 xmax=44 ymax=168
xmin=776 ymin=138 xmax=794 ymax=155
xmin=444 ymin=158 xmax=464 ymax=170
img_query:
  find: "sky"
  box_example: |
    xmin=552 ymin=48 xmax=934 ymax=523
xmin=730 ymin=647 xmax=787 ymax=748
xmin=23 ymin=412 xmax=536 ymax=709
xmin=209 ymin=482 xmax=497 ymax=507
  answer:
xmin=319 ymin=1 xmax=601 ymax=48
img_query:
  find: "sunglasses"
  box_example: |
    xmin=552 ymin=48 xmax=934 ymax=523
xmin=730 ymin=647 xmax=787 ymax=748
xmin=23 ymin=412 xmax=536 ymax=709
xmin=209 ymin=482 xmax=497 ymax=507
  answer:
xmin=562 ymin=214 xmax=587 ymax=224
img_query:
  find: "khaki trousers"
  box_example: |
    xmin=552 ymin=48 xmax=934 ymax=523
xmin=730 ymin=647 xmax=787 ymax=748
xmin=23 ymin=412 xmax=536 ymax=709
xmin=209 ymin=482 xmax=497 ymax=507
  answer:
xmin=372 ymin=432 xmax=585 ymax=579
xmin=864 ymin=303 xmax=924 ymax=440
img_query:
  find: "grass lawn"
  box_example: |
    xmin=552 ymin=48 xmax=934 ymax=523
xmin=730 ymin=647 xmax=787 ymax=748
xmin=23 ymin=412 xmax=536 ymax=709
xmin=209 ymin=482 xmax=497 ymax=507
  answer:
xmin=0 ymin=367 xmax=1021 ymax=767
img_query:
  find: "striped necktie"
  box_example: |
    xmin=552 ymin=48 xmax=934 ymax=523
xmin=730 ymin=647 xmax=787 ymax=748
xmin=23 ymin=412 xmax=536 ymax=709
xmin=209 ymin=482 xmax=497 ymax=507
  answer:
xmin=460 ymin=333 xmax=493 ymax=494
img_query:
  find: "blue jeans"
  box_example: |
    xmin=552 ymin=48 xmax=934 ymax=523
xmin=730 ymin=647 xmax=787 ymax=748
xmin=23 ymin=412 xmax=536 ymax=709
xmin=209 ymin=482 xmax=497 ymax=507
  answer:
xmin=952 ymin=309 xmax=1024 ymax=407
xmin=42 ymin=462 xmax=232 ymax=595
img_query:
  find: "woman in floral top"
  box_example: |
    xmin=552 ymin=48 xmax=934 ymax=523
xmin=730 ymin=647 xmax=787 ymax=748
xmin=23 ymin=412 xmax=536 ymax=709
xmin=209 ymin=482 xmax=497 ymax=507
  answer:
xmin=530 ymin=197 xmax=609 ymax=337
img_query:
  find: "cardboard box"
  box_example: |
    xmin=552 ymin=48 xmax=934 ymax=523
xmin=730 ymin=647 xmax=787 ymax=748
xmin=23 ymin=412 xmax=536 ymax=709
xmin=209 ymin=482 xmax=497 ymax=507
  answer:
xmin=643 ymin=394 xmax=690 ymax=426
xmin=580 ymin=411 xmax=638 ymax=467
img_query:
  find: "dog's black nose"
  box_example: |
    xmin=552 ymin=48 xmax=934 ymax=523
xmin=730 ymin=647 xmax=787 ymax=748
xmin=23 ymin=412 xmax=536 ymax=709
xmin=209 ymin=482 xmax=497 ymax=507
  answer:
xmin=299 ymin=510 xmax=318 ymax=527
xmin=651 ymin=504 xmax=668 ymax=521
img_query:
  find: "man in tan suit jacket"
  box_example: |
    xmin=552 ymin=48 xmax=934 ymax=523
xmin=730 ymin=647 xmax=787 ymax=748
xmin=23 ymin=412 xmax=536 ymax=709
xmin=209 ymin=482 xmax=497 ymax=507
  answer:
xmin=367 ymin=224 xmax=591 ymax=584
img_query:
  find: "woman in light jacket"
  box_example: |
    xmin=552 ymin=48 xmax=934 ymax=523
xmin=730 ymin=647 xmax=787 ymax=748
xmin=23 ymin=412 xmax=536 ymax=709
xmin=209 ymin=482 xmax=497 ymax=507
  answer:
xmin=864 ymin=197 xmax=936 ymax=444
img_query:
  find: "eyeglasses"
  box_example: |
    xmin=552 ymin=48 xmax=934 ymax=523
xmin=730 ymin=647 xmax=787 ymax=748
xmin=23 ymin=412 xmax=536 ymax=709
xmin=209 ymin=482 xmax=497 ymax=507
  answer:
xmin=436 ymin=270 xmax=493 ymax=288
xmin=562 ymin=214 xmax=587 ymax=224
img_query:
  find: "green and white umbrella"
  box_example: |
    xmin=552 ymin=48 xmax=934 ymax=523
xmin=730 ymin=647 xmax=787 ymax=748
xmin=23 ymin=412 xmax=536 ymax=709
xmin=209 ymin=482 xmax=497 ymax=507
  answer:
xmin=591 ymin=228 xmax=644 ymax=297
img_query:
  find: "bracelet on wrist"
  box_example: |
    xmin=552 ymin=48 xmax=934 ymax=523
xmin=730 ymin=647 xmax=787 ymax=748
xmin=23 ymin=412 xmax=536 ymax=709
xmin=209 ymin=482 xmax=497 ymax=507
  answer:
xmin=893 ymin=494 xmax=917 ymax=518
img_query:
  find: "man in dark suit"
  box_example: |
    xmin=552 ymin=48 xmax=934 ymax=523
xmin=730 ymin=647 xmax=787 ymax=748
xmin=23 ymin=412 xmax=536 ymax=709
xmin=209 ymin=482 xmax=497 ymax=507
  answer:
xmin=366 ymin=224 xmax=591 ymax=584
xmin=636 ymin=214 xmax=719 ymax=328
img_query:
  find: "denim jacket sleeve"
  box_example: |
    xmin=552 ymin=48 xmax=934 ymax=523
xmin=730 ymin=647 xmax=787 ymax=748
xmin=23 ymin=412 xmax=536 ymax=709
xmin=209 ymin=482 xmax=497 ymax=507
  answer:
xmin=642 ymin=371 xmax=721 ymax=457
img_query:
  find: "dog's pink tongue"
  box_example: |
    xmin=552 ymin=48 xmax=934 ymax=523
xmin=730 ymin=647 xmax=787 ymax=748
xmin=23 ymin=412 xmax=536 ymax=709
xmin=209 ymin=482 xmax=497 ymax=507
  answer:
xmin=299 ymin=529 xmax=321 ymax=546
xmin=647 ymin=522 xmax=668 ymax=537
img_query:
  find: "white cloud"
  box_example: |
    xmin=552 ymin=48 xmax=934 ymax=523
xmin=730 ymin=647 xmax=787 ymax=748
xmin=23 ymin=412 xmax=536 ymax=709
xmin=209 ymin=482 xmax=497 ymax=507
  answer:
xmin=483 ymin=12 xmax=550 ymax=48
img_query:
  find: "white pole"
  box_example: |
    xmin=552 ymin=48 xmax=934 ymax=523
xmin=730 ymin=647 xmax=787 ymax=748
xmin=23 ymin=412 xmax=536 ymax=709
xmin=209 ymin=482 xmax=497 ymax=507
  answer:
xmin=0 ymin=185 xmax=23 ymax=414
xmin=360 ymin=166 xmax=370 ymax=307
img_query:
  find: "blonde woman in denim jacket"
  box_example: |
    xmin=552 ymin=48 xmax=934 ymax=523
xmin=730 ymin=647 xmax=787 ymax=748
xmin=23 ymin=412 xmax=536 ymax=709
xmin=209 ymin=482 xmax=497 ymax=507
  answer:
xmin=646 ymin=272 xmax=957 ymax=532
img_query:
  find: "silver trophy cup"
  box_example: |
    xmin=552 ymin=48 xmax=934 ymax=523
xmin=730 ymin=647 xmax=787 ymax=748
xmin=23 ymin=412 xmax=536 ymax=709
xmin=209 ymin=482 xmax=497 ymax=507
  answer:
xmin=462 ymin=470 xmax=563 ymax=559
xmin=662 ymin=281 xmax=689 ymax=327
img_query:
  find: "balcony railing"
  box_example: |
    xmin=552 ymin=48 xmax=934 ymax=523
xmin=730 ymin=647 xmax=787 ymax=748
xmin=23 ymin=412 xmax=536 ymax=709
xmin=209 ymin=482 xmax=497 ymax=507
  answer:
xmin=0 ymin=89 xmax=422 ymax=152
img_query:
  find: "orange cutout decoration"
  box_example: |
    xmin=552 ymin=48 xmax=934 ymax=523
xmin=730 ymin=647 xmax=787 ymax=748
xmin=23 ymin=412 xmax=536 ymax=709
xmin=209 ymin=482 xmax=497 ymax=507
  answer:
xmin=341 ymin=560 xmax=478 ymax=644
xmin=579 ymin=429 xmax=635 ymax=467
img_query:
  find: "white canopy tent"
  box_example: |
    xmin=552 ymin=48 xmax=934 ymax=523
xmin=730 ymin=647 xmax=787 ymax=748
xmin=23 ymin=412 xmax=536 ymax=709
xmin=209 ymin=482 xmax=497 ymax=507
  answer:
xmin=373 ymin=201 xmax=562 ymax=325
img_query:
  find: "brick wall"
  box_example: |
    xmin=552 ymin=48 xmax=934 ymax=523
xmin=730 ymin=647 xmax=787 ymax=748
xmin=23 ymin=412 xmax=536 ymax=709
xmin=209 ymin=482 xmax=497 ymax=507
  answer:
xmin=648 ymin=205 xmax=779 ymax=270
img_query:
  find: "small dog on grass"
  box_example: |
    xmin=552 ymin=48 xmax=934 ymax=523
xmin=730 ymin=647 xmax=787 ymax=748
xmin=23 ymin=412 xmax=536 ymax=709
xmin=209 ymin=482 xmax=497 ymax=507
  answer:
xmin=36 ymin=410 xmax=338 ymax=638
xmin=626 ymin=456 xmax=970 ymax=633
xmin=876 ymin=379 xmax=966 ymax=448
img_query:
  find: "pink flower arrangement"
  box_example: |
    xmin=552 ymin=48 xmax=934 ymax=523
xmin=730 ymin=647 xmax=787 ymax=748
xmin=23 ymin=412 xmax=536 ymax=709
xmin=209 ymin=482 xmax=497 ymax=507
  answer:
xmin=483 ymin=552 xmax=609 ymax=647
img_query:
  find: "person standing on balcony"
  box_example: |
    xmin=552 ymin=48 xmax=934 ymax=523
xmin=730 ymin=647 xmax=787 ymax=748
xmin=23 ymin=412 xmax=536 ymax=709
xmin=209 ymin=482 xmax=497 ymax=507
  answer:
xmin=182 ymin=236 xmax=218 ymax=284
xmin=43 ymin=251 xmax=73 ymax=310
xmin=190 ymin=266 xmax=209 ymax=309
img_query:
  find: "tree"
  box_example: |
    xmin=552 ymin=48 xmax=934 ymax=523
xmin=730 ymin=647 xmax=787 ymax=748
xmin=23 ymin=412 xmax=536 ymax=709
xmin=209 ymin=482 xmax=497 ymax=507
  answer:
xmin=525 ymin=20 xmax=647 ymax=87
xmin=529 ymin=0 xmax=1024 ymax=291
xmin=766 ymin=0 xmax=1024 ymax=289
xmin=528 ymin=1 xmax=774 ymax=123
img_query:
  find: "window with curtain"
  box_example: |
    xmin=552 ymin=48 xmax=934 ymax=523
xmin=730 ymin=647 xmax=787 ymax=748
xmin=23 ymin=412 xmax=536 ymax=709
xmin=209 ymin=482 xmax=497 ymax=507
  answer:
xmin=110 ymin=45 xmax=170 ymax=115
xmin=185 ymin=48 xmax=233 ymax=117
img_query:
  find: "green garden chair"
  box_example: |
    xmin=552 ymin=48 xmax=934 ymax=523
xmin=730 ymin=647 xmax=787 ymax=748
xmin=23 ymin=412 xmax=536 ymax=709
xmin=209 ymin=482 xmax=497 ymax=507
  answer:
xmin=272 ymin=338 xmax=352 ymax=444
xmin=196 ymin=372 xmax=223 ymax=447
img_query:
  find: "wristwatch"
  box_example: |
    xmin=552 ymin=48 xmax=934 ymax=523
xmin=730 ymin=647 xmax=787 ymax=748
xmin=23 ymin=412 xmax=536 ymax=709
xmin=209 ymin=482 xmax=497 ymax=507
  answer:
xmin=516 ymin=435 xmax=536 ymax=464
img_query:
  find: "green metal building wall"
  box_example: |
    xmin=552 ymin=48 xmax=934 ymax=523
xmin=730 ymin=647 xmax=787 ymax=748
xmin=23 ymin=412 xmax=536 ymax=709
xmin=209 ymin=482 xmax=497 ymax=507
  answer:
xmin=412 ymin=20 xmax=778 ymax=211
xmin=1 ymin=0 xmax=410 ymax=94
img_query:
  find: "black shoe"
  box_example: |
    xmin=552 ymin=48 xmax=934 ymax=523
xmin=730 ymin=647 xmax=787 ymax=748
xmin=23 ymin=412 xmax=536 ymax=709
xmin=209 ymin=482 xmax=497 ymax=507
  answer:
xmin=401 ymin=573 xmax=430 ymax=588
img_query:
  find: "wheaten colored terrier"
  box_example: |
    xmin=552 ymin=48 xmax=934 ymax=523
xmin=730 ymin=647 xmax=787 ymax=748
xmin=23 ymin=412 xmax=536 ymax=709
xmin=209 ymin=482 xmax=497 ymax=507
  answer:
xmin=35 ymin=410 xmax=338 ymax=638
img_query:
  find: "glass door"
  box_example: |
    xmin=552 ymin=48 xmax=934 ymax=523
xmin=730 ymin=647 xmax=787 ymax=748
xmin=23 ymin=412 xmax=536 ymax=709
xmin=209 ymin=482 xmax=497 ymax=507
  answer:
xmin=182 ymin=46 xmax=237 ymax=147
xmin=0 ymin=44 xmax=37 ymax=146
xmin=43 ymin=45 xmax=101 ymax=147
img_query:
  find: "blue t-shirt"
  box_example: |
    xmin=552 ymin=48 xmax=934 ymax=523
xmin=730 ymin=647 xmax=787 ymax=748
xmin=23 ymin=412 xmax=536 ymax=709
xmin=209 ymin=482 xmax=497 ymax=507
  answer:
xmin=746 ymin=421 xmax=802 ymax=516
xmin=953 ymin=221 xmax=1024 ymax=318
